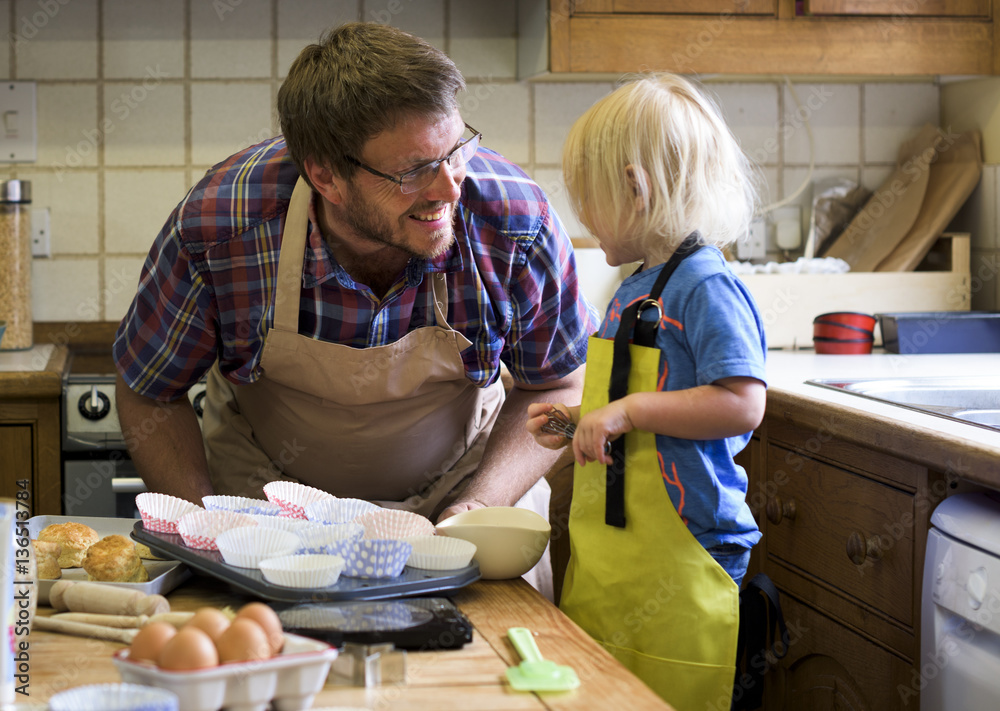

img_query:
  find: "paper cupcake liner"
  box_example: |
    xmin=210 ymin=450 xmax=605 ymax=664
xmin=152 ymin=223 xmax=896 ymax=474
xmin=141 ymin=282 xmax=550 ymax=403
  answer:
xmin=259 ymin=554 xmax=346 ymax=588
xmin=249 ymin=515 xmax=321 ymax=534
xmin=176 ymin=509 xmax=257 ymax=551
xmin=215 ymin=526 xmax=300 ymax=569
xmin=356 ymin=509 xmax=435 ymax=540
xmin=263 ymin=481 xmax=334 ymax=519
xmin=202 ymin=495 xmax=282 ymax=516
xmin=342 ymin=538 xmax=412 ymax=579
xmin=304 ymin=497 xmax=381 ymax=525
xmin=403 ymin=535 xmax=477 ymax=570
xmin=295 ymin=522 xmax=364 ymax=555
xmin=135 ymin=492 xmax=203 ymax=534
xmin=49 ymin=682 xmax=179 ymax=711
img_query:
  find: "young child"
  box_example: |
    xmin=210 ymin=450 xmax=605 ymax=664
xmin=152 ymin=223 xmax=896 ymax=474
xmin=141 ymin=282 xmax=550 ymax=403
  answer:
xmin=526 ymin=74 xmax=766 ymax=708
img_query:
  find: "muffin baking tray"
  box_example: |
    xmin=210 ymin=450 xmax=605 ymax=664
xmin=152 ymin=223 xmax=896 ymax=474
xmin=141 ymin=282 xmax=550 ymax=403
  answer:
xmin=131 ymin=521 xmax=481 ymax=603
xmin=26 ymin=515 xmax=191 ymax=605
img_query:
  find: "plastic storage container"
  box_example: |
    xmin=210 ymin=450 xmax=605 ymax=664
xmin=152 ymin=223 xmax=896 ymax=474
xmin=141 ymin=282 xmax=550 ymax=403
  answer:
xmin=877 ymin=311 xmax=1000 ymax=354
xmin=0 ymin=180 xmax=32 ymax=351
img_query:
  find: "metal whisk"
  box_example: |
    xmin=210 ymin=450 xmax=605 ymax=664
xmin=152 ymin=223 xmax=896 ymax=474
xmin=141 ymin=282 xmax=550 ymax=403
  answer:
xmin=540 ymin=408 xmax=576 ymax=440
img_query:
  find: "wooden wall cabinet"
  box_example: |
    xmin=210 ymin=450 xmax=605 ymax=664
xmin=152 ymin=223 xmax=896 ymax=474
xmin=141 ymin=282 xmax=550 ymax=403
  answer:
xmin=739 ymin=415 xmax=947 ymax=710
xmin=534 ymin=0 xmax=1000 ymax=76
xmin=0 ymin=398 xmax=61 ymax=516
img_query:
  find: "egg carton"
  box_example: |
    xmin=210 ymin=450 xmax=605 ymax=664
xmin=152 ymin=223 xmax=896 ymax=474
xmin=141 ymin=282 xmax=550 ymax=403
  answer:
xmin=112 ymin=633 xmax=337 ymax=711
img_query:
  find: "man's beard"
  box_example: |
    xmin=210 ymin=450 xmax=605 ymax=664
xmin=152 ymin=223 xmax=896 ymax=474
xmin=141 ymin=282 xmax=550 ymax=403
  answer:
xmin=341 ymin=188 xmax=457 ymax=260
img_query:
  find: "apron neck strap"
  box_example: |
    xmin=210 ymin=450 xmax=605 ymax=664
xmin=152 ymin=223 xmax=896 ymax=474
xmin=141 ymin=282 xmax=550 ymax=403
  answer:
xmin=273 ymin=177 xmax=313 ymax=333
xmin=604 ymin=233 xmax=702 ymax=528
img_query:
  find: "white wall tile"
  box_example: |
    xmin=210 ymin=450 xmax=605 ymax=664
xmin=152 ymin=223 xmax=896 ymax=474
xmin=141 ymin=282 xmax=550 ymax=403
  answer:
xmin=449 ymin=0 xmax=517 ymax=80
xmin=31 ymin=257 xmax=100 ymax=321
xmin=191 ymin=83 xmax=274 ymax=166
xmin=103 ymin=0 xmax=184 ymax=80
xmin=710 ymin=83 xmax=780 ymax=167
xmin=277 ymin=0 xmax=358 ymax=78
xmin=104 ymin=170 xmax=188 ymax=253
xmin=462 ymin=82 xmax=529 ymax=167
xmin=861 ymin=165 xmax=894 ymax=193
xmin=17 ymin=170 xmax=98 ymax=255
xmin=103 ymin=255 xmax=147 ymax=323
xmin=192 ymin=0 xmax=272 ymax=79
xmin=36 ymin=84 xmax=98 ymax=169
xmin=534 ymin=83 xmax=614 ymax=165
xmin=363 ymin=0 xmax=444 ymax=51
xmin=103 ymin=83 xmax=185 ymax=166
xmin=14 ymin=0 xmax=97 ymax=79
xmin=864 ymin=82 xmax=940 ymax=164
xmin=783 ymin=83 xmax=860 ymax=166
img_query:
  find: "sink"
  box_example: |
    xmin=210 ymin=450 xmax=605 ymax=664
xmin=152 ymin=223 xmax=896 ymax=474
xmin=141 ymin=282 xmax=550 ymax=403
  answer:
xmin=806 ymin=376 xmax=1000 ymax=433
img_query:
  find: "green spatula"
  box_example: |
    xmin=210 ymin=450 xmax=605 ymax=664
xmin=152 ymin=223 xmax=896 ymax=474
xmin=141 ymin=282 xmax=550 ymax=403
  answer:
xmin=505 ymin=627 xmax=580 ymax=692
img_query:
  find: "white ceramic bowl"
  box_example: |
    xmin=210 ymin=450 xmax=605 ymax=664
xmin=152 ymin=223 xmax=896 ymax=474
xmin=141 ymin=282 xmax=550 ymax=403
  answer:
xmin=435 ymin=507 xmax=551 ymax=579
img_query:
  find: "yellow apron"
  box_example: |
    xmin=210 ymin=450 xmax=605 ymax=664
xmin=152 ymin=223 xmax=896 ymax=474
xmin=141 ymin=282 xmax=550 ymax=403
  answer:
xmin=560 ymin=241 xmax=739 ymax=709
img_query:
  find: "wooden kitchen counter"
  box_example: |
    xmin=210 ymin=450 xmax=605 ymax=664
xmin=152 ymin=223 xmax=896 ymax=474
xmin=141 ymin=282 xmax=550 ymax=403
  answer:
xmin=22 ymin=576 xmax=672 ymax=711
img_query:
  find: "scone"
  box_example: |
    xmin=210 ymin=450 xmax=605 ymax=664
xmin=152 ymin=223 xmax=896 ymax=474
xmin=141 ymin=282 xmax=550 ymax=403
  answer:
xmin=134 ymin=542 xmax=166 ymax=561
xmin=82 ymin=534 xmax=149 ymax=583
xmin=31 ymin=539 xmax=62 ymax=580
xmin=38 ymin=522 xmax=100 ymax=568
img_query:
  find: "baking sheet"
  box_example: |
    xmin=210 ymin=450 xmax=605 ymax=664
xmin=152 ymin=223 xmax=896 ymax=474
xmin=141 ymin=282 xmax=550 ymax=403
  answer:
xmin=27 ymin=515 xmax=191 ymax=605
xmin=132 ymin=521 xmax=481 ymax=603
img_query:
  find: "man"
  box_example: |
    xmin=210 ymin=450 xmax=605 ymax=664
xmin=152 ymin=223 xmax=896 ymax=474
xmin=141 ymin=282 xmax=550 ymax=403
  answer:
xmin=113 ymin=22 xmax=596 ymax=592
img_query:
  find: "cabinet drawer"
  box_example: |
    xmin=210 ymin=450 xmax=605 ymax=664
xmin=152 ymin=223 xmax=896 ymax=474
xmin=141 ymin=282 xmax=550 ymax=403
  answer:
xmin=777 ymin=594 xmax=915 ymax=711
xmin=765 ymin=444 xmax=913 ymax=624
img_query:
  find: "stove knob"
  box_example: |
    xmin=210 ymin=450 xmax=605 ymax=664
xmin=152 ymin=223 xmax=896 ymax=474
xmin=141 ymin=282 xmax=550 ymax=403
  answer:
xmin=78 ymin=387 xmax=111 ymax=421
xmin=192 ymin=390 xmax=206 ymax=418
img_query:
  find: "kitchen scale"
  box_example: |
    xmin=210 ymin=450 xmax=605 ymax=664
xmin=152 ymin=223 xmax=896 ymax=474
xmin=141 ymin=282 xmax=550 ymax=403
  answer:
xmin=274 ymin=597 xmax=473 ymax=650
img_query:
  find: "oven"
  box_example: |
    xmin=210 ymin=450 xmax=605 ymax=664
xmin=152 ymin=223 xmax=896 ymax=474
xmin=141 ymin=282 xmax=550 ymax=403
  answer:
xmin=61 ymin=370 xmax=207 ymax=517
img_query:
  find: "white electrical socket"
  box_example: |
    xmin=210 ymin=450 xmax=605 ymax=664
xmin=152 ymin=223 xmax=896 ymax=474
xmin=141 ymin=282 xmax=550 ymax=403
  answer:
xmin=31 ymin=207 xmax=49 ymax=257
xmin=735 ymin=219 xmax=767 ymax=261
xmin=0 ymin=82 xmax=37 ymax=163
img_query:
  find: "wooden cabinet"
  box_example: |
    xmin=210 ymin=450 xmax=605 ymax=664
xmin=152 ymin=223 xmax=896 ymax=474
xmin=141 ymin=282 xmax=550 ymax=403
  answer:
xmin=537 ymin=0 xmax=999 ymax=76
xmin=743 ymin=414 xmax=947 ymax=710
xmin=0 ymin=346 xmax=67 ymax=516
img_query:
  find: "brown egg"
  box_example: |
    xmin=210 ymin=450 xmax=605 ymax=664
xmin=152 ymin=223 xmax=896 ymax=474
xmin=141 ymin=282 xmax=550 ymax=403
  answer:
xmin=129 ymin=621 xmax=176 ymax=664
xmin=235 ymin=602 xmax=284 ymax=655
xmin=158 ymin=626 xmax=219 ymax=670
xmin=184 ymin=607 xmax=232 ymax=643
xmin=216 ymin=618 xmax=271 ymax=663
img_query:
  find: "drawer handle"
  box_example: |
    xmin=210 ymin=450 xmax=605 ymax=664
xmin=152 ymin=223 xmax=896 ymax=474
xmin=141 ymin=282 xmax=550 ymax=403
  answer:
xmin=846 ymin=532 xmax=883 ymax=566
xmin=765 ymin=496 xmax=796 ymax=525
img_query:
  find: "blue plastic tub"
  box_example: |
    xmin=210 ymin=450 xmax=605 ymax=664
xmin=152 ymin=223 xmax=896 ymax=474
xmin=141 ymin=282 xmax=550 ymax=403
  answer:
xmin=877 ymin=312 xmax=1000 ymax=354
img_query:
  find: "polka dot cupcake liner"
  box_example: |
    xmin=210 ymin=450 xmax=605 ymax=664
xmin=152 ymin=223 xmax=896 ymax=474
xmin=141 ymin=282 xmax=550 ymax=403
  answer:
xmin=295 ymin=522 xmax=364 ymax=555
xmin=304 ymin=497 xmax=381 ymax=525
xmin=263 ymin=481 xmax=335 ymax=519
xmin=176 ymin=509 xmax=257 ymax=551
xmin=215 ymin=526 xmax=300 ymax=569
xmin=404 ymin=535 xmax=477 ymax=570
xmin=249 ymin=515 xmax=321 ymax=535
xmin=202 ymin=495 xmax=282 ymax=516
xmin=48 ymin=682 xmax=178 ymax=711
xmin=355 ymin=509 xmax=435 ymax=540
xmin=135 ymin=492 xmax=203 ymax=534
xmin=342 ymin=538 xmax=413 ymax=579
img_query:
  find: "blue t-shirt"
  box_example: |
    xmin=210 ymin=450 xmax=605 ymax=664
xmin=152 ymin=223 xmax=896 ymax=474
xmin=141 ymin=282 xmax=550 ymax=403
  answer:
xmin=597 ymin=245 xmax=765 ymax=550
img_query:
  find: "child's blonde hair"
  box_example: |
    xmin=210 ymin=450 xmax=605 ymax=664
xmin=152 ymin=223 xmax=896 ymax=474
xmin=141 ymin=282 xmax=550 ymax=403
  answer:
xmin=563 ymin=74 xmax=759 ymax=262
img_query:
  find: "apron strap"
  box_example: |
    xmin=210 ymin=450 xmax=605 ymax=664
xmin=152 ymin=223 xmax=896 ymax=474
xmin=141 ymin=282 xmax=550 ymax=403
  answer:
xmin=273 ymin=177 xmax=313 ymax=333
xmin=605 ymin=233 xmax=701 ymax=528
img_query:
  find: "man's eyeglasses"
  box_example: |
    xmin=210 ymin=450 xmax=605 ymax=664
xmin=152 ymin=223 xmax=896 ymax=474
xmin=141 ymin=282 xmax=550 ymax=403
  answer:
xmin=346 ymin=123 xmax=482 ymax=195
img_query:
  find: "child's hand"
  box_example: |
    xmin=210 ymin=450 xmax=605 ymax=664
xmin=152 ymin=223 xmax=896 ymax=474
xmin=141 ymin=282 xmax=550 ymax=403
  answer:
xmin=526 ymin=402 xmax=576 ymax=450
xmin=573 ymin=400 xmax=633 ymax=466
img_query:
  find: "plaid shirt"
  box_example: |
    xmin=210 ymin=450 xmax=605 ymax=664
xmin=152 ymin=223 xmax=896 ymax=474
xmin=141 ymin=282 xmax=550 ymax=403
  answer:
xmin=114 ymin=137 xmax=599 ymax=402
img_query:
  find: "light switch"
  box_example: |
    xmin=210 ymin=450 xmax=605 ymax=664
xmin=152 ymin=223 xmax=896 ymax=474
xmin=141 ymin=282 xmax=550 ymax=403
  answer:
xmin=0 ymin=82 xmax=36 ymax=163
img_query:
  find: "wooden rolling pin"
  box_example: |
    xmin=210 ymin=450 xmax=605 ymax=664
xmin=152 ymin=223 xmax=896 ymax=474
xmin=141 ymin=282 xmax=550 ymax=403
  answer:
xmin=49 ymin=581 xmax=170 ymax=616
xmin=50 ymin=611 xmax=194 ymax=628
xmin=33 ymin=616 xmax=138 ymax=644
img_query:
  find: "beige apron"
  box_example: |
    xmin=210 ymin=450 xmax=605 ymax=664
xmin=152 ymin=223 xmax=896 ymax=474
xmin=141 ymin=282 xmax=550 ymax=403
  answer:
xmin=201 ymin=179 xmax=551 ymax=573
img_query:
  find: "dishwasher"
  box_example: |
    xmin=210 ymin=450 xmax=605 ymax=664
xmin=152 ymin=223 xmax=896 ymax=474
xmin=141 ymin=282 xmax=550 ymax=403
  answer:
xmin=921 ymin=491 xmax=1000 ymax=710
